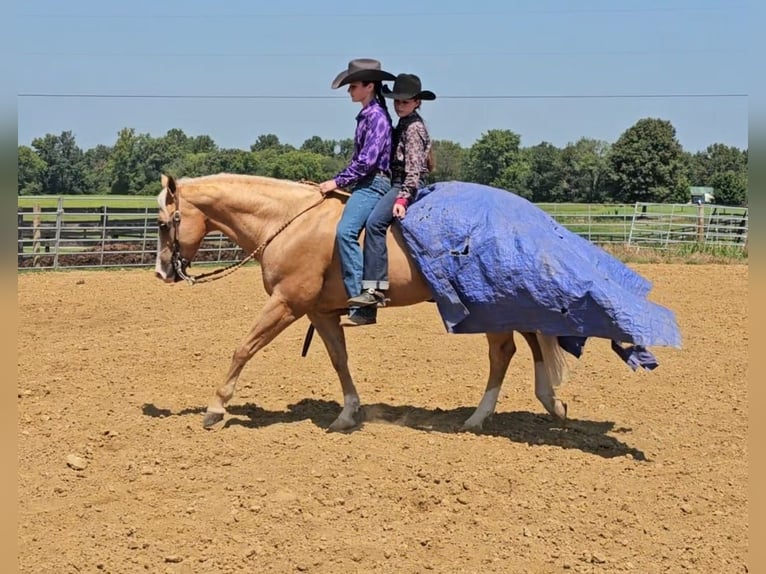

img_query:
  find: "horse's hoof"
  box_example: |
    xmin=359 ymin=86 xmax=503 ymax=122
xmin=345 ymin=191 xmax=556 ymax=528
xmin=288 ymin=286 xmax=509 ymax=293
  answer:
xmin=460 ymin=420 xmax=483 ymax=433
xmin=202 ymin=411 xmax=224 ymax=429
xmin=553 ymin=400 xmax=568 ymax=421
xmin=327 ymin=412 xmax=360 ymax=433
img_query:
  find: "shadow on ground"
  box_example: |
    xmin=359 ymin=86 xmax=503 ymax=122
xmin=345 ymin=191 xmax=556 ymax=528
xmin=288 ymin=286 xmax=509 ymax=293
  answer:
xmin=142 ymin=398 xmax=645 ymax=460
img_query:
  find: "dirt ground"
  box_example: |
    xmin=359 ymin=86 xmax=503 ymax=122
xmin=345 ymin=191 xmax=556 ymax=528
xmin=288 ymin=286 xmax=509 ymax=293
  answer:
xmin=17 ymin=263 xmax=748 ymax=574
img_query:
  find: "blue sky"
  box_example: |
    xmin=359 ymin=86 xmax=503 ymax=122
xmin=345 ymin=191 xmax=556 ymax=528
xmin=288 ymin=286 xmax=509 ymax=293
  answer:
xmin=17 ymin=0 xmax=748 ymax=153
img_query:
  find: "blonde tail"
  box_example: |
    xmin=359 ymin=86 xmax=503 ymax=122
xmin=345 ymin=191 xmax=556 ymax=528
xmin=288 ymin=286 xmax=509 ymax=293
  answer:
xmin=535 ymin=333 xmax=570 ymax=388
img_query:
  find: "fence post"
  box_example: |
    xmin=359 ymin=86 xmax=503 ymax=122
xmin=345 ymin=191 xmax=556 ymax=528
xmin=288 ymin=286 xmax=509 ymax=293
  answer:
xmin=141 ymin=207 xmax=150 ymax=264
xmin=32 ymin=204 xmax=42 ymax=267
xmin=696 ymin=203 xmax=704 ymax=244
xmin=52 ymin=197 xmax=64 ymax=269
xmin=17 ymin=211 xmax=24 ymax=266
xmin=100 ymin=205 xmax=108 ymax=266
xmin=627 ymin=203 xmax=638 ymax=246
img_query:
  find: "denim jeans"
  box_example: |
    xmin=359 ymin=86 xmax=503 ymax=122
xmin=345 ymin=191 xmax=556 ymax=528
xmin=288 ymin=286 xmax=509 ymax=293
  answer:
xmin=336 ymin=174 xmax=391 ymax=298
xmin=361 ymin=180 xmax=425 ymax=291
xmin=360 ymin=185 xmax=400 ymax=291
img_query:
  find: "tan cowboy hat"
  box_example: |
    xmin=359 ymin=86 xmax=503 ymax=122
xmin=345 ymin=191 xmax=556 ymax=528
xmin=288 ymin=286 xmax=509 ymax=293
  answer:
xmin=382 ymin=73 xmax=436 ymax=101
xmin=331 ymin=58 xmax=396 ymax=89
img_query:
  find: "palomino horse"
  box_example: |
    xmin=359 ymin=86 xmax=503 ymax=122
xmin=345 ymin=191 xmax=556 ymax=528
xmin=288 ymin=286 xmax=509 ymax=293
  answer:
xmin=154 ymin=173 xmax=569 ymax=432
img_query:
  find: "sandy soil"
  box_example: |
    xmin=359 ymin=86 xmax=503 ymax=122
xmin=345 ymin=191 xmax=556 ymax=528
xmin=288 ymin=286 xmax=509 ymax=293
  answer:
xmin=17 ymin=263 xmax=748 ymax=573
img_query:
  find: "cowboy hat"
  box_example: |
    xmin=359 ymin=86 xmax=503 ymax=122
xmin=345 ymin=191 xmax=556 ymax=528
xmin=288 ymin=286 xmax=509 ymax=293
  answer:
xmin=331 ymin=58 xmax=396 ymax=89
xmin=382 ymin=73 xmax=436 ymax=101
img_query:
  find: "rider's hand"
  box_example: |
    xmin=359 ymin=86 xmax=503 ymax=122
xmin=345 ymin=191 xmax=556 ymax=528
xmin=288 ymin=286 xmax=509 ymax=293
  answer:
xmin=393 ymin=203 xmax=407 ymax=219
xmin=318 ymin=180 xmax=337 ymax=196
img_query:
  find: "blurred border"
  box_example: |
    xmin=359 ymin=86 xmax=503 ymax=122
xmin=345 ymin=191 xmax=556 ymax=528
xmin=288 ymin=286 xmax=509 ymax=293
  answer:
xmin=748 ymin=2 xmax=763 ymax=570
xmin=0 ymin=19 xmax=17 ymax=571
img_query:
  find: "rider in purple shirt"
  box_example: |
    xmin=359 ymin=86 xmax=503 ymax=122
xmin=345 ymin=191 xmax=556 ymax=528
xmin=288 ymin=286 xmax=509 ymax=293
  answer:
xmin=333 ymin=101 xmax=392 ymax=188
xmin=319 ymin=58 xmax=395 ymax=326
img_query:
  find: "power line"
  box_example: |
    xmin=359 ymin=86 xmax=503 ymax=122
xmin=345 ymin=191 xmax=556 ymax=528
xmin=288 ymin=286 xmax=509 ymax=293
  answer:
xmin=20 ymin=48 xmax=746 ymax=58
xmin=17 ymin=6 xmax=748 ymax=19
xmin=17 ymin=92 xmax=748 ymax=100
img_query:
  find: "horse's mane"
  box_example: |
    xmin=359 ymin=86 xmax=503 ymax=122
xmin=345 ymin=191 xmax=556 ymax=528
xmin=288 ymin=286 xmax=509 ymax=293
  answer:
xmin=177 ymin=173 xmax=319 ymax=196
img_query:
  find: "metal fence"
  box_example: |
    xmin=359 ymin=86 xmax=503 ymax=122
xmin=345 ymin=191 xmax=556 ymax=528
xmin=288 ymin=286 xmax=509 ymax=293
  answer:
xmin=17 ymin=199 xmax=748 ymax=270
xmin=539 ymin=202 xmax=748 ymax=249
xmin=17 ymin=197 xmax=243 ymax=270
xmin=626 ymin=202 xmax=748 ymax=248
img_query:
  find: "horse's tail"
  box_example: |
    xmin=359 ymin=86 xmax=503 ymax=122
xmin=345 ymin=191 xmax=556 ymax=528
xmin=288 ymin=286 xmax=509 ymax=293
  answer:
xmin=535 ymin=333 xmax=570 ymax=388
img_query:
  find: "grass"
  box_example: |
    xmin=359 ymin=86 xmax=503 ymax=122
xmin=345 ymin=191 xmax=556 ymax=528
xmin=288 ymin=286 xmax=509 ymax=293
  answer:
xmin=601 ymin=242 xmax=747 ymax=264
xmin=18 ymin=195 xmax=157 ymax=210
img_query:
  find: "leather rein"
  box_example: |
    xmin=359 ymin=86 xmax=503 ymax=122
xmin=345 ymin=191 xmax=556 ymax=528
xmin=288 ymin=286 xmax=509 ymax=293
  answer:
xmin=165 ymin=183 xmax=347 ymax=285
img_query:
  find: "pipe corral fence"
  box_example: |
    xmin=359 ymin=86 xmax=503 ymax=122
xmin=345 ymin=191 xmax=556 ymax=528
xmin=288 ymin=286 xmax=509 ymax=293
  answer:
xmin=17 ymin=198 xmax=748 ymax=271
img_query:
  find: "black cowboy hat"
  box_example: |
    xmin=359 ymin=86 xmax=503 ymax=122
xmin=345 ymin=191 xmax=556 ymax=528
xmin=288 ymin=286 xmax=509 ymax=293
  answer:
xmin=382 ymin=73 xmax=436 ymax=101
xmin=331 ymin=58 xmax=396 ymax=89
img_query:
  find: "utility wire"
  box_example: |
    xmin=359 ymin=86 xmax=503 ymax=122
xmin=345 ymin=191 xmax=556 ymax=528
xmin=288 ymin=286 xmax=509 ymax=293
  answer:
xmin=17 ymin=93 xmax=748 ymax=100
xmin=17 ymin=6 xmax=748 ymax=18
xmin=20 ymin=48 xmax=746 ymax=58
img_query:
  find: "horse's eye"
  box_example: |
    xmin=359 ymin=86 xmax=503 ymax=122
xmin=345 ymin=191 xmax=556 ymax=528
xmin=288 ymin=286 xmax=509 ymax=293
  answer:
xmin=158 ymin=220 xmax=169 ymax=231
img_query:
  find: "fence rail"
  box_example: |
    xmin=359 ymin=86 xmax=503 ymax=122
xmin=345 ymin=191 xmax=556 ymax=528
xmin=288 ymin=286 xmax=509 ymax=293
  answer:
xmin=17 ymin=199 xmax=748 ymax=270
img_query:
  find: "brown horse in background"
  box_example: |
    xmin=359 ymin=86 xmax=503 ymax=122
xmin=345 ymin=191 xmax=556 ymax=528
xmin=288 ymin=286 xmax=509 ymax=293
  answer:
xmin=154 ymin=173 xmax=569 ymax=432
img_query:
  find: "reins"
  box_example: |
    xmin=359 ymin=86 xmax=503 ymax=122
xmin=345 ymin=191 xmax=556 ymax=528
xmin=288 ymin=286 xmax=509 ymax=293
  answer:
xmin=171 ymin=182 xmax=350 ymax=285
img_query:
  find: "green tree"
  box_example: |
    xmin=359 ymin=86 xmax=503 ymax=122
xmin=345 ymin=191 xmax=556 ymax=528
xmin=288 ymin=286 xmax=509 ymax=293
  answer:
xmin=251 ymin=133 xmax=294 ymax=153
xmin=202 ymin=149 xmax=258 ymax=174
xmin=607 ymin=118 xmax=688 ymax=203
xmin=31 ymin=131 xmax=88 ymax=194
xmin=688 ymin=143 xmax=746 ymax=184
xmin=523 ymin=142 xmax=566 ymax=202
xmin=254 ymin=150 xmax=331 ymax=182
xmin=300 ymin=136 xmax=337 ymax=157
xmin=337 ymin=138 xmax=355 ymax=162
xmin=18 ymin=146 xmax=47 ymax=195
xmin=155 ymin=129 xmax=194 ymax=169
xmin=494 ymin=156 xmax=532 ymax=199
xmin=189 ymin=134 xmax=218 ymax=154
xmin=462 ymin=129 xmax=523 ymax=189
xmin=429 ymin=140 xmax=465 ymax=182
xmin=108 ymin=128 xmax=143 ymax=195
xmin=560 ymin=138 xmax=611 ymax=202
xmin=710 ymin=171 xmax=747 ymax=206
xmin=81 ymin=144 xmax=114 ymax=194
xmin=108 ymin=128 xmax=202 ymax=195
xmin=687 ymin=143 xmax=747 ymax=205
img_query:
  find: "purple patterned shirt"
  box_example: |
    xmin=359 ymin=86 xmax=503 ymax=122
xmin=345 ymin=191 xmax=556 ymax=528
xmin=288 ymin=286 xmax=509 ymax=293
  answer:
xmin=334 ymin=100 xmax=392 ymax=188
xmin=391 ymin=112 xmax=431 ymax=203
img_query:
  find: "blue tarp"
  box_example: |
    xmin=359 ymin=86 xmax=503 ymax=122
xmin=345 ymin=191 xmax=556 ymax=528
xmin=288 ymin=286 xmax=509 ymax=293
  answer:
xmin=397 ymin=181 xmax=682 ymax=370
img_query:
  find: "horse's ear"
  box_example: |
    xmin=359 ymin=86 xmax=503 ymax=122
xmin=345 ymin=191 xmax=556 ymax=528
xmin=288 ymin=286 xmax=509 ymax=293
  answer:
xmin=161 ymin=174 xmax=176 ymax=195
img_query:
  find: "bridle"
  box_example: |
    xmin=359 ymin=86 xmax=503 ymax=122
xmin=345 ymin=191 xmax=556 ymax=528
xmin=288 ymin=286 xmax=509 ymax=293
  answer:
xmin=170 ymin=209 xmax=194 ymax=283
xmin=161 ymin=184 xmax=335 ymax=285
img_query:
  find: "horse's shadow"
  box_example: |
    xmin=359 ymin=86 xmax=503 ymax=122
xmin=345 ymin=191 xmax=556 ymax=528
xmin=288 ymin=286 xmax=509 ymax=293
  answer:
xmin=141 ymin=399 xmax=645 ymax=460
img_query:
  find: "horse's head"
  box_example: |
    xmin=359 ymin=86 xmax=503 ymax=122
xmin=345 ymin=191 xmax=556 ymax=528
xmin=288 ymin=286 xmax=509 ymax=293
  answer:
xmin=155 ymin=174 xmax=208 ymax=283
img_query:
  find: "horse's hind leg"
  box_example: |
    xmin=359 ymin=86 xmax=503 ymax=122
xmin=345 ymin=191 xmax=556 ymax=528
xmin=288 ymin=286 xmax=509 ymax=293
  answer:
xmin=462 ymin=332 xmax=517 ymax=432
xmin=520 ymin=332 xmax=568 ymax=421
xmin=203 ymin=295 xmax=300 ymax=428
xmin=306 ymin=311 xmax=361 ymax=432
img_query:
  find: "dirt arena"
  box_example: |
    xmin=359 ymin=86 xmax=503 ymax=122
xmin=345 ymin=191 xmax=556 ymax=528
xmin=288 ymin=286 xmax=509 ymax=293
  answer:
xmin=17 ymin=263 xmax=748 ymax=573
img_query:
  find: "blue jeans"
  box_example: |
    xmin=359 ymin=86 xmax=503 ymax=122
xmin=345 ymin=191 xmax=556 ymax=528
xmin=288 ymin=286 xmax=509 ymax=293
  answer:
xmin=361 ymin=180 xmax=425 ymax=291
xmin=360 ymin=185 xmax=399 ymax=291
xmin=336 ymin=174 xmax=391 ymax=298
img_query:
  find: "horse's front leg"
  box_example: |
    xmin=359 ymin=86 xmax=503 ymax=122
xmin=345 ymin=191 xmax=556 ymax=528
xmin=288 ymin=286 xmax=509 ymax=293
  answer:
xmin=461 ymin=332 xmax=517 ymax=432
xmin=306 ymin=311 xmax=361 ymax=432
xmin=203 ymin=295 xmax=300 ymax=428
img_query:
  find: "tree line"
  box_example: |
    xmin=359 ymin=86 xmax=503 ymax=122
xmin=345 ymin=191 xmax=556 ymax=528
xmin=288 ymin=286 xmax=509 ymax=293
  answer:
xmin=17 ymin=117 xmax=748 ymax=206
